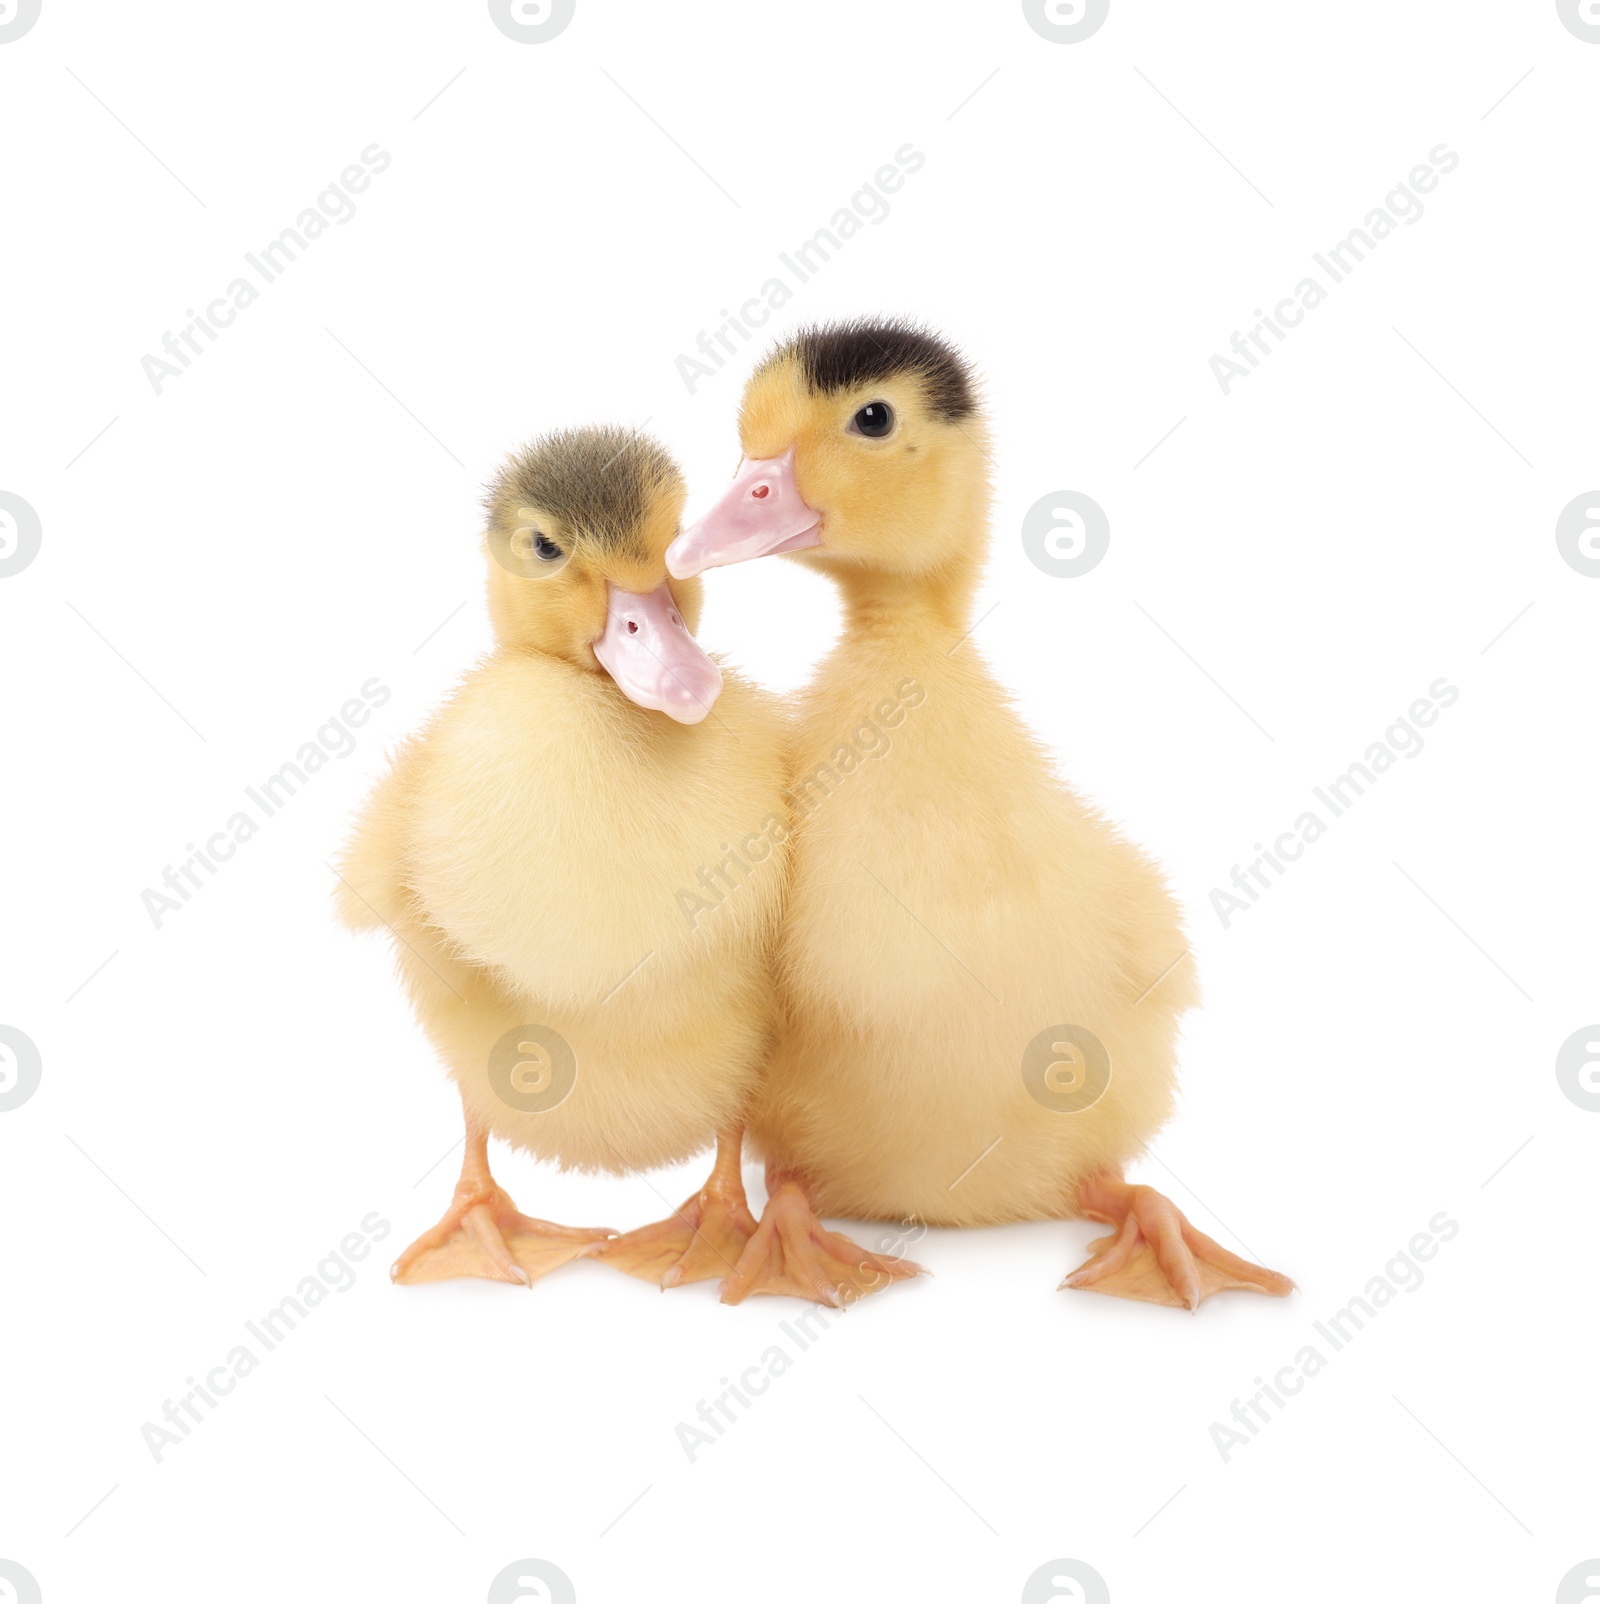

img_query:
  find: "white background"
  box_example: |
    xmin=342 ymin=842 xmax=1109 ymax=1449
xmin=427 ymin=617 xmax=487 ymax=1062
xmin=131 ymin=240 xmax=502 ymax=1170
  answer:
xmin=2 ymin=2 xmax=1597 ymax=1601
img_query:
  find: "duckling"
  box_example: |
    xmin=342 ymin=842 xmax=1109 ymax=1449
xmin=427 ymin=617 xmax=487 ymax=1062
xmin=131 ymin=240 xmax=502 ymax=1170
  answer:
xmin=337 ymin=426 xmax=794 ymax=1289
xmin=667 ymin=322 xmax=1293 ymax=1310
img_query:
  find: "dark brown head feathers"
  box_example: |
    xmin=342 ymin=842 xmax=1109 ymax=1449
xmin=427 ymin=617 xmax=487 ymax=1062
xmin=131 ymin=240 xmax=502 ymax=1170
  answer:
xmin=487 ymin=426 xmax=681 ymax=554
xmin=766 ymin=319 xmax=976 ymax=421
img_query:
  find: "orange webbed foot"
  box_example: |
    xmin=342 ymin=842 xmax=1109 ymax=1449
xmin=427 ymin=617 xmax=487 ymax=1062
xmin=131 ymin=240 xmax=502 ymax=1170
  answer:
xmin=595 ymin=1128 xmax=758 ymax=1289
xmin=392 ymin=1179 xmax=615 ymax=1288
xmin=719 ymin=1181 xmax=926 ymax=1308
xmin=1062 ymin=1177 xmax=1292 ymax=1311
xmin=596 ymin=1180 xmax=758 ymax=1289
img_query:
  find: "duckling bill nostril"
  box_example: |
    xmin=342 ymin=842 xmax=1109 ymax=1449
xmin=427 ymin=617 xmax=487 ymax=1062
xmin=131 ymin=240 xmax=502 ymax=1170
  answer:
xmin=626 ymin=620 xmax=639 ymax=634
xmin=751 ymin=484 xmax=770 ymax=499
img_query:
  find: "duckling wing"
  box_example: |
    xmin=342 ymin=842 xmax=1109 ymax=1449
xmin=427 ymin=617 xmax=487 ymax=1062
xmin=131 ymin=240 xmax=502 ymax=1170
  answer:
xmin=334 ymin=733 xmax=426 ymax=933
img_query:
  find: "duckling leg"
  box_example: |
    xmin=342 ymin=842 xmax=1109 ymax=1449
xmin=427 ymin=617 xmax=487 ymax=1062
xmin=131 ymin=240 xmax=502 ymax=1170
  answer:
xmin=1062 ymin=1172 xmax=1293 ymax=1311
xmin=594 ymin=1127 xmax=758 ymax=1289
xmin=392 ymin=1098 xmax=616 ymax=1287
xmin=719 ymin=1170 xmax=927 ymax=1308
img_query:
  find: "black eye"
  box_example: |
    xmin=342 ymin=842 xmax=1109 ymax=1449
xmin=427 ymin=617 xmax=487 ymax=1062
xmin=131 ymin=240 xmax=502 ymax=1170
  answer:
xmin=533 ymin=533 xmax=563 ymax=562
xmin=851 ymin=401 xmax=894 ymax=439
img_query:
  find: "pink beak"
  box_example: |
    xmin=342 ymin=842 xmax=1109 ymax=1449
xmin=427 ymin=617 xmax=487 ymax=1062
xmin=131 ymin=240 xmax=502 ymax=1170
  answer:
xmin=591 ymin=581 xmax=723 ymax=724
xmin=666 ymin=449 xmax=822 ymax=579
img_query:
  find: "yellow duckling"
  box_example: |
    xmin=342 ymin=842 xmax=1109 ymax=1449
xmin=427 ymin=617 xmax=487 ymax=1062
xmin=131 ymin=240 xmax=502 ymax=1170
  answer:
xmin=668 ymin=322 xmax=1293 ymax=1311
xmin=337 ymin=427 xmax=793 ymax=1289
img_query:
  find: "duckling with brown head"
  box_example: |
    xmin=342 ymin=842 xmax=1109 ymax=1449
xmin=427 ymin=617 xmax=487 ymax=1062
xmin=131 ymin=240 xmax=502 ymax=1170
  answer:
xmin=670 ymin=322 xmax=1292 ymax=1310
xmin=337 ymin=426 xmax=795 ymax=1289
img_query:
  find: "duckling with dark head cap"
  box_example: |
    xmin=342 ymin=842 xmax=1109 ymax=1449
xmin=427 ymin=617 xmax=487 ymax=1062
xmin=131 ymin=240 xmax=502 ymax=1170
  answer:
xmin=669 ymin=322 xmax=1293 ymax=1311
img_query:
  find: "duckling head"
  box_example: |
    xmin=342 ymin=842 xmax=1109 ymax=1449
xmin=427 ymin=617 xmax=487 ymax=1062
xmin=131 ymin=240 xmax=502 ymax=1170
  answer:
xmin=667 ymin=319 xmax=990 ymax=591
xmin=485 ymin=426 xmax=722 ymax=724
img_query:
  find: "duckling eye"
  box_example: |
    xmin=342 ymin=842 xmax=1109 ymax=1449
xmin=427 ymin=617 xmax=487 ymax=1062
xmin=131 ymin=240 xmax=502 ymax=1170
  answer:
xmin=532 ymin=532 xmax=563 ymax=561
xmin=850 ymin=401 xmax=894 ymax=439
